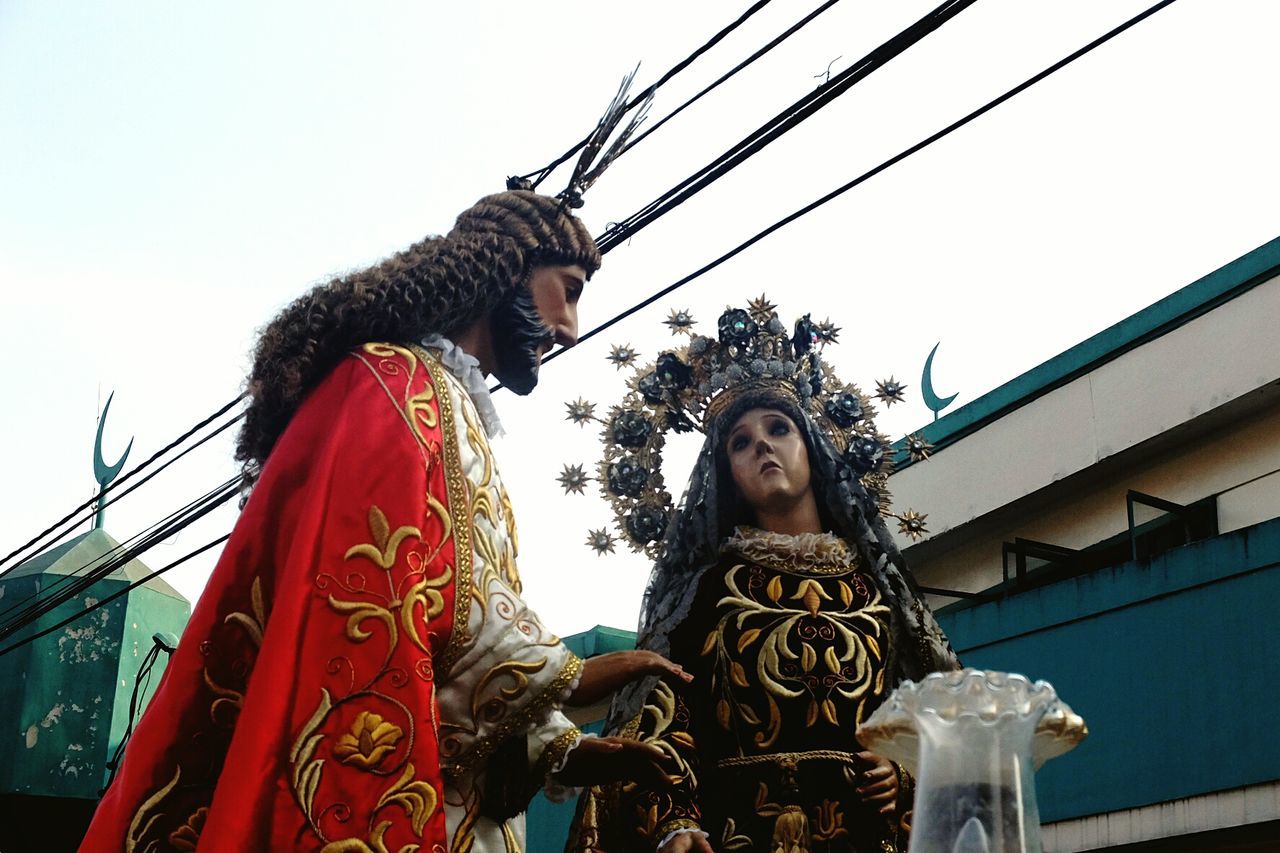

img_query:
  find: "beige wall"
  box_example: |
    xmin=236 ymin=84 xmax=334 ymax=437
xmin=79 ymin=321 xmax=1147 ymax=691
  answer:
xmin=907 ymin=400 xmax=1280 ymax=594
xmin=886 ymin=273 xmax=1280 ymax=595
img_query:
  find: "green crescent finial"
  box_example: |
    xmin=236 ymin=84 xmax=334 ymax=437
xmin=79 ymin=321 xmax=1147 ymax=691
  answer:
xmin=93 ymin=392 xmax=134 ymax=530
xmin=921 ymin=342 xmax=958 ymax=422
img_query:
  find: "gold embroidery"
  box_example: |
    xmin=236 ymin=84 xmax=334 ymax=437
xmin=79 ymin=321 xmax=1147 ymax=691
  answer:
xmin=458 ymin=397 xmax=522 ymax=599
xmin=125 ymin=766 xmax=181 ymax=853
xmin=130 ymin=345 xmax=452 ymax=853
xmin=224 ymin=575 xmax=268 ymax=645
xmin=362 ymin=342 xmax=439 ymax=442
xmin=533 ymin=727 xmax=582 ymax=782
xmin=201 ymin=575 xmax=270 ymax=725
xmin=705 ymin=563 xmax=889 ymax=740
xmin=317 ymin=820 xmax=397 ymax=853
xmin=335 ymin=711 xmax=405 ymax=770
xmin=472 ymin=658 xmax=549 ymax=722
xmin=624 ymin=679 xmax=699 ymax=832
xmin=284 ymin=347 xmax=450 ymax=849
xmin=721 ymin=817 xmax=752 ymax=850
xmin=440 ymin=653 xmax=583 ymax=779
xmin=167 ymin=806 xmax=207 ymax=851
xmin=293 ymin=494 xmax=450 ymax=844
xmin=754 ymin=781 xmax=783 ymax=819
xmin=346 ymin=505 xmax=423 ymax=570
xmin=501 ymin=819 xmax=522 ymax=853
xmin=402 ymin=566 xmax=453 ymax=654
xmin=655 ymin=818 xmax=702 ymax=839
xmin=290 ymin=688 xmax=331 ymax=828
xmin=376 ymin=762 xmax=440 ymax=835
xmin=413 ymin=347 xmax=474 ymax=677
xmin=450 ymin=796 xmax=483 ymax=853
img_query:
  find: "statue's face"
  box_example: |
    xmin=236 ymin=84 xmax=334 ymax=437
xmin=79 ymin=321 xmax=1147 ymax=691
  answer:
xmin=491 ymin=263 xmax=586 ymax=394
xmin=725 ymin=408 xmax=813 ymax=515
xmin=528 ymin=263 xmax=585 ymax=357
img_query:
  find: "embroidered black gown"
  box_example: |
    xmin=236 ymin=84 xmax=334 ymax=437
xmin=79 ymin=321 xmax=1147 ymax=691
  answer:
xmin=610 ymin=530 xmax=912 ymax=852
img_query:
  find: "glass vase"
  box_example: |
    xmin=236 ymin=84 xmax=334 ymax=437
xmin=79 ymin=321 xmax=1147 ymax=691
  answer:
xmin=858 ymin=669 xmax=1087 ymax=853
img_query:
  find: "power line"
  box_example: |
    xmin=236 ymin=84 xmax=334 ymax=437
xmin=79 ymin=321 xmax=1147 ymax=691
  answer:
xmin=0 ymin=476 xmax=240 ymax=646
xmin=0 ymin=395 xmax=245 ymax=574
xmin=0 ymin=6 xmax=811 ymax=573
xmin=522 ymin=0 xmax=778 ymax=189
xmin=0 ymin=533 xmax=229 ymax=659
xmin=0 ymin=5 xmax=842 ymax=556
xmin=0 ymin=4 xmax=870 ymax=552
xmin=0 ymin=412 xmax=243 ymax=612
xmin=595 ymin=0 xmax=979 ymax=255
xmin=616 ymin=0 xmax=844 ymax=161
xmin=547 ymin=0 xmax=1182 ymax=355
xmin=0 ymin=0 xmax=1182 ymax=655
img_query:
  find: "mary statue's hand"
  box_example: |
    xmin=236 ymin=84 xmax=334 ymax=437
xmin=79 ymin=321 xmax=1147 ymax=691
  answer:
xmin=856 ymin=750 xmax=900 ymax=816
xmin=566 ymin=650 xmax=693 ymax=707
xmin=552 ymin=736 xmax=675 ymax=788
xmin=661 ymin=831 xmax=714 ymax=853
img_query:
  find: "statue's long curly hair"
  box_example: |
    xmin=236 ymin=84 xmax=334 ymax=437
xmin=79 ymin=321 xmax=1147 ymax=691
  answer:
xmin=235 ymin=191 xmax=600 ymax=489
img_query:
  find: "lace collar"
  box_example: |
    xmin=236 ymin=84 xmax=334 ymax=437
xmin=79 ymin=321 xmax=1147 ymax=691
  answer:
xmin=419 ymin=334 xmax=504 ymax=439
xmin=724 ymin=526 xmax=861 ymax=574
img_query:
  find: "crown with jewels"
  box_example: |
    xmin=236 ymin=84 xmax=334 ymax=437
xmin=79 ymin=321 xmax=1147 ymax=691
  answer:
xmin=560 ymin=296 xmax=934 ymax=558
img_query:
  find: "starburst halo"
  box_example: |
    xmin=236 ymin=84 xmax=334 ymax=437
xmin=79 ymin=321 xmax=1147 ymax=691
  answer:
xmin=564 ymin=398 xmax=597 ymax=427
xmin=875 ymin=377 xmax=907 ymax=406
xmin=607 ymin=344 xmax=638 ymax=371
xmin=895 ymin=509 xmax=929 ymax=541
xmin=585 ymin=528 xmax=617 ymax=555
xmin=663 ymin=308 xmax=696 ymax=336
xmin=557 ymin=464 xmax=590 ymax=495
xmin=746 ymin=294 xmax=776 ymax=321
xmin=815 ymin=318 xmax=841 ymax=344
xmin=904 ymin=433 xmax=933 ymax=462
xmin=558 ymin=295 xmax=942 ymax=561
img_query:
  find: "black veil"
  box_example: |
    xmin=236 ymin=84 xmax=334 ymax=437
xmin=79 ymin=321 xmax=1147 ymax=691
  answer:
xmin=603 ymin=388 xmax=959 ymax=735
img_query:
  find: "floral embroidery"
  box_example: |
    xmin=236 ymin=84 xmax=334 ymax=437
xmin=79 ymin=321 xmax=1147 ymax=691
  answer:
xmin=167 ymin=806 xmax=207 ymax=851
xmin=703 ymin=562 xmax=889 ymax=740
xmin=335 ymin=712 xmax=406 ymax=770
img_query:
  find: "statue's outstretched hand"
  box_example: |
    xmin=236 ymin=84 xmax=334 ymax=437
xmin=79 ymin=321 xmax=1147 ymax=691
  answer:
xmin=566 ymin=650 xmax=693 ymax=707
xmin=552 ymin=736 xmax=675 ymax=787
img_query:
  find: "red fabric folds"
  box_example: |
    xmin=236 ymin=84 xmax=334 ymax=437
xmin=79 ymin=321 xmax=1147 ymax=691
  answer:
xmin=83 ymin=344 xmax=458 ymax=852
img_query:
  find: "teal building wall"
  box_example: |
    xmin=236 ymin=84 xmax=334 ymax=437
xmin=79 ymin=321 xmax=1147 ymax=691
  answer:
xmin=935 ymin=515 xmax=1280 ymax=824
xmin=0 ymin=530 xmax=190 ymax=800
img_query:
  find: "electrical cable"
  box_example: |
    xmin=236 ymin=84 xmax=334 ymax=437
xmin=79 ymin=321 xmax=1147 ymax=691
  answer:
xmin=0 ymin=0 xmax=1181 ymax=656
xmin=0 ymin=2 xmax=877 ymax=552
xmin=616 ymin=0 xmax=843 ymax=161
xmin=0 ymin=4 xmax=810 ymax=569
xmin=0 ymin=533 xmax=230 ymax=660
xmin=101 ymin=636 xmax=168 ymax=794
xmin=522 ymin=0 xmax=777 ymax=189
xmin=0 ymin=476 xmax=240 ymax=645
xmin=0 ymin=476 xmax=237 ymax=640
xmin=544 ymin=0 xmax=1181 ymax=358
xmin=0 ymin=412 xmax=243 ymax=606
xmin=0 ymin=395 xmax=245 ymax=573
xmin=595 ymin=0 xmax=979 ymax=255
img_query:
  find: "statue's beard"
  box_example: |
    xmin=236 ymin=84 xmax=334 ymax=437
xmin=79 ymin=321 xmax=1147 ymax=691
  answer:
xmin=490 ymin=286 xmax=554 ymax=396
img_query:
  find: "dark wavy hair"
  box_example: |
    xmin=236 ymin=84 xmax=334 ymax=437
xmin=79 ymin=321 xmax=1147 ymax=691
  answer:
xmin=235 ymin=191 xmax=600 ymax=489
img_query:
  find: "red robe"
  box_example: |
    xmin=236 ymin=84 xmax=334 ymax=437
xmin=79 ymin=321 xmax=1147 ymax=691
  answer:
xmin=84 ymin=344 xmax=490 ymax=851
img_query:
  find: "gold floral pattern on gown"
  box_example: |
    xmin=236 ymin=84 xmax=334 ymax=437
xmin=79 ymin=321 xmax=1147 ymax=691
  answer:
xmin=618 ymin=529 xmax=911 ymax=852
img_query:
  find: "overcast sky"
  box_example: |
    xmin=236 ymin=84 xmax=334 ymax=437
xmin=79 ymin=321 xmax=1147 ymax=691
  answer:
xmin=3 ymin=0 xmax=1278 ymax=639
